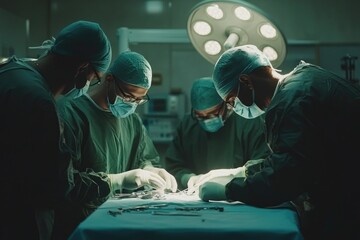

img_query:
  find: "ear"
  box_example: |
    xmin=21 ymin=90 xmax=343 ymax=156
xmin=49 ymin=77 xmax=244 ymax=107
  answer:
xmin=105 ymin=74 xmax=114 ymax=83
xmin=239 ymin=74 xmax=253 ymax=90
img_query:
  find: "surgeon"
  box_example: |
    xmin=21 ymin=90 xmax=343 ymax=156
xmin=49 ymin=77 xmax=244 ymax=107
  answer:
xmin=198 ymin=45 xmax=360 ymax=240
xmin=0 ymin=20 xmax=112 ymax=240
xmin=164 ymin=77 xmax=270 ymax=190
xmin=54 ymin=50 xmax=177 ymax=239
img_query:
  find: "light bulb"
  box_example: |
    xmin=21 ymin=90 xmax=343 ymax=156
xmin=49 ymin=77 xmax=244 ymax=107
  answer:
xmin=193 ymin=21 xmax=211 ymax=36
xmin=206 ymin=4 xmax=223 ymax=19
xmin=204 ymin=40 xmax=221 ymax=55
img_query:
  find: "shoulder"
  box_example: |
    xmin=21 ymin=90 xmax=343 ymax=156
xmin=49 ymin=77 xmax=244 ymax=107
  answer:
xmin=124 ymin=112 xmax=143 ymax=124
xmin=176 ymin=113 xmax=201 ymax=135
xmin=180 ymin=114 xmax=195 ymax=126
xmin=56 ymin=96 xmax=90 ymax=125
xmin=1 ymin=57 xmax=52 ymax=105
xmin=57 ymin=95 xmax=78 ymax=112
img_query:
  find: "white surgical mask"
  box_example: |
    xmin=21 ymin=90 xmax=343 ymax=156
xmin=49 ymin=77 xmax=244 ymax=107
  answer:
xmin=199 ymin=116 xmax=224 ymax=132
xmin=108 ymin=96 xmax=137 ymax=118
xmin=233 ymin=89 xmax=265 ymax=119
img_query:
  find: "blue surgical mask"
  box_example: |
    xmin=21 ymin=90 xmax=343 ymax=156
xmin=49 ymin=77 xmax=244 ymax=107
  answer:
xmin=233 ymin=89 xmax=265 ymax=119
xmin=108 ymin=96 xmax=137 ymax=118
xmin=199 ymin=116 xmax=224 ymax=132
xmin=73 ymin=82 xmax=90 ymax=98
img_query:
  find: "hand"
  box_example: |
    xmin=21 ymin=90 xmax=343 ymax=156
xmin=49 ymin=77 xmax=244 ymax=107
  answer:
xmin=108 ymin=169 xmax=166 ymax=192
xmin=188 ymin=167 xmax=244 ymax=194
xmin=198 ymin=176 xmax=232 ymax=202
xmin=143 ymin=166 xmax=178 ymax=192
xmin=186 ymin=174 xmax=204 ymax=194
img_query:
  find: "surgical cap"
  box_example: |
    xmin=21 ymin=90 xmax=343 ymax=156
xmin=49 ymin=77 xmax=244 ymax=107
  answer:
xmin=108 ymin=51 xmax=152 ymax=89
xmin=51 ymin=20 xmax=112 ymax=73
xmin=212 ymin=45 xmax=272 ymax=99
xmin=191 ymin=77 xmax=223 ymax=111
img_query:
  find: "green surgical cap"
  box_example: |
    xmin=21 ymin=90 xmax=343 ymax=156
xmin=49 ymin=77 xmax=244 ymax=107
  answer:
xmin=191 ymin=77 xmax=223 ymax=111
xmin=108 ymin=51 xmax=152 ymax=89
xmin=212 ymin=45 xmax=272 ymax=99
xmin=51 ymin=20 xmax=112 ymax=73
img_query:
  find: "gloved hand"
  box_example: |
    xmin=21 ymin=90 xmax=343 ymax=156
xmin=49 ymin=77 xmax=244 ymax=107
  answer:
xmin=198 ymin=176 xmax=232 ymax=202
xmin=143 ymin=166 xmax=178 ymax=192
xmin=188 ymin=167 xmax=245 ymax=194
xmin=187 ymin=174 xmax=204 ymax=193
xmin=108 ymin=169 xmax=166 ymax=192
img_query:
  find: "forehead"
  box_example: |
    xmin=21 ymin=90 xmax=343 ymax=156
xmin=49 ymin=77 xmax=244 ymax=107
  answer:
xmin=194 ymin=103 xmax=222 ymax=116
xmin=117 ymin=79 xmax=148 ymax=97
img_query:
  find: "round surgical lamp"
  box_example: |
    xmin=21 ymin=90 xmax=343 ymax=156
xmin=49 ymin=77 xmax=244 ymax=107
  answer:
xmin=187 ymin=0 xmax=287 ymax=68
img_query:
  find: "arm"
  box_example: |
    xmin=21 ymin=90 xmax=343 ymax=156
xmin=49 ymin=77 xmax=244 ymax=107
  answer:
xmin=200 ymin=77 xmax=326 ymax=205
xmin=242 ymin=116 xmax=271 ymax=160
xmin=225 ymin=93 xmax=320 ymax=207
xmin=164 ymin=116 xmax=199 ymax=189
xmin=134 ymin=114 xmax=161 ymax=169
xmin=134 ymin=114 xmax=177 ymax=192
xmin=57 ymin=99 xmax=112 ymax=204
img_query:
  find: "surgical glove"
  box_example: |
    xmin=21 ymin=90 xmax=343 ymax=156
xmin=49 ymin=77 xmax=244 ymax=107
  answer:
xmin=188 ymin=167 xmax=245 ymax=194
xmin=187 ymin=174 xmax=204 ymax=194
xmin=143 ymin=166 xmax=178 ymax=192
xmin=108 ymin=169 xmax=166 ymax=192
xmin=199 ymin=176 xmax=232 ymax=202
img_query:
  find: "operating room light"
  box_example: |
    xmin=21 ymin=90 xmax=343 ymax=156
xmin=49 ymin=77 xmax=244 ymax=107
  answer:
xmin=187 ymin=0 xmax=287 ymax=67
xmin=260 ymin=24 xmax=277 ymax=39
xmin=263 ymin=46 xmax=278 ymax=61
xmin=206 ymin=4 xmax=224 ymax=19
xmin=234 ymin=6 xmax=251 ymax=20
xmin=193 ymin=21 xmax=212 ymax=36
xmin=204 ymin=40 xmax=222 ymax=55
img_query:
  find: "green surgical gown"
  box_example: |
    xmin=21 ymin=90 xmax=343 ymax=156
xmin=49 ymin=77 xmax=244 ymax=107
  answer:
xmin=0 ymin=57 xmax=105 ymax=240
xmin=164 ymin=112 xmax=270 ymax=189
xmin=226 ymin=62 xmax=360 ymax=240
xmin=54 ymin=94 xmax=160 ymax=238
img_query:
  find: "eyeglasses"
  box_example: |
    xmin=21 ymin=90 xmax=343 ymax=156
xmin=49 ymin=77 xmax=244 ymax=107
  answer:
xmin=115 ymin=82 xmax=150 ymax=105
xmin=89 ymin=65 xmax=102 ymax=86
xmin=192 ymin=102 xmax=226 ymax=121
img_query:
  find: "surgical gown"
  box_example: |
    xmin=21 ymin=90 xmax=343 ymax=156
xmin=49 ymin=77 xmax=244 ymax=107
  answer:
xmin=226 ymin=62 xmax=360 ymax=239
xmin=54 ymin=94 xmax=160 ymax=238
xmin=165 ymin=112 xmax=270 ymax=189
xmin=0 ymin=57 xmax=106 ymax=240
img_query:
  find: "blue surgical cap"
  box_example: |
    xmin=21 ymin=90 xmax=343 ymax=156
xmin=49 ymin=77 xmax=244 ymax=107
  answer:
xmin=212 ymin=45 xmax=272 ymax=99
xmin=108 ymin=51 xmax=152 ymax=89
xmin=51 ymin=20 xmax=112 ymax=73
xmin=191 ymin=77 xmax=223 ymax=111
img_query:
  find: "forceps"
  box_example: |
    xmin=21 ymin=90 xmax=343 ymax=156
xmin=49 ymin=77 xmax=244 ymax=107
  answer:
xmin=108 ymin=203 xmax=168 ymax=216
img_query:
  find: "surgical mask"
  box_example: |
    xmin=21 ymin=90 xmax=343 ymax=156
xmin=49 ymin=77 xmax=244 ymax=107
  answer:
xmin=199 ymin=116 xmax=224 ymax=132
xmin=233 ymin=89 xmax=265 ymax=119
xmin=74 ymin=81 xmax=90 ymax=98
xmin=108 ymin=96 xmax=137 ymax=118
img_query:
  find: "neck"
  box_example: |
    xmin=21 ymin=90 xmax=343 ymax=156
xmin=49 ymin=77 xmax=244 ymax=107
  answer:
xmin=265 ymin=69 xmax=285 ymax=106
xmin=255 ymin=68 xmax=282 ymax=109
